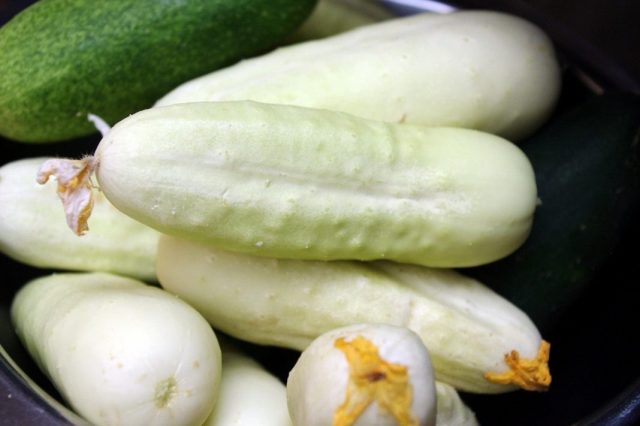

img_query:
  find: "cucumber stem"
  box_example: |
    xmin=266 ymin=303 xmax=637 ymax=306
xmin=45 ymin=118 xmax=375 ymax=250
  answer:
xmin=87 ymin=113 xmax=111 ymax=137
xmin=483 ymin=340 xmax=551 ymax=392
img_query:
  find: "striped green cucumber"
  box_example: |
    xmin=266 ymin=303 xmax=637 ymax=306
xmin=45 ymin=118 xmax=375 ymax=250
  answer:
xmin=156 ymin=11 xmax=561 ymax=141
xmin=467 ymin=93 xmax=640 ymax=332
xmin=0 ymin=0 xmax=316 ymax=143
xmin=40 ymin=101 xmax=538 ymax=268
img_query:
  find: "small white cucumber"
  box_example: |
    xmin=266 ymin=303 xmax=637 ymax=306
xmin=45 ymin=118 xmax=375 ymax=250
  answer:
xmin=11 ymin=272 xmax=222 ymax=426
xmin=42 ymin=101 xmax=537 ymax=268
xmin=0 ymin=158 xmax=159 ymax=280
xmin=286 ymin=323 xmax=437 ymax=426
xmin=205 ymin=343 xmax=291 ymax=426
xmin=286 ymin=323 xmax=478 ymax=425
xmin=156 ymin=11 xmax=561 ymax=141
xmin=156 ymin=235 xmax=552 ymax=394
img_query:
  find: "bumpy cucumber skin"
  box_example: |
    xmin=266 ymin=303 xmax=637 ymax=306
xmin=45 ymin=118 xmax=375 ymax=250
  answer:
xmin=95 ymin=101 xmax=537 ymax=268
xmin=0 ymin=0 xmax=316 ymax=143
xmin=467 ymin=94 xmax=640 ymax=332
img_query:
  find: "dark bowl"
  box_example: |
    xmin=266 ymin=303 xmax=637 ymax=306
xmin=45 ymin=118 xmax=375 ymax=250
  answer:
xmin=2 ymin=0 xmax=639 ymax=425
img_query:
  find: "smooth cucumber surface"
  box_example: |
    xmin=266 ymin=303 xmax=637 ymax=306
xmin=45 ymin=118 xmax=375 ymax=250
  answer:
xmin=156 ymin=10 xmax=561 ymax=141
xmin=285 ymin=323 xmax=437 ymax=426
xmin=467 ymin=93 xmax=640 ymax=332
xmin=204 ymin=345 xmax=291 ymax=426
xmin=11 ymin=272 xmax=222 ymax=426
xmin=0 ymin=0 xmax=316 ymax=142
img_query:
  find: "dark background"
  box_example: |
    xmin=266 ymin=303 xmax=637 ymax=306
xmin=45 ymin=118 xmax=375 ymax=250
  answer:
xmin=451 ymin=0 xmax=640 ymax=92
xmin=1 ymin=0 xmax=639 ymax=425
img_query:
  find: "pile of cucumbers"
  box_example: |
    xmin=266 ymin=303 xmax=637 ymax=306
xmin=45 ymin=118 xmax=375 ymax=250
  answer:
xmin=1 ymin=0 xmax=639 ymax=425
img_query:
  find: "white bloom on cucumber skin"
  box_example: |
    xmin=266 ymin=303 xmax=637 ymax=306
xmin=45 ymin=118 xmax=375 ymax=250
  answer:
xmin=286 ymin=323 xmax=436 ymax=426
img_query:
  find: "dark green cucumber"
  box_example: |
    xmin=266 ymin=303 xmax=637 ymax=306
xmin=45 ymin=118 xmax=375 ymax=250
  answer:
xmin=466 ymin=93 xmax=640 ymax=333
xmin=0 ymin=0 xmax=316 ymax=143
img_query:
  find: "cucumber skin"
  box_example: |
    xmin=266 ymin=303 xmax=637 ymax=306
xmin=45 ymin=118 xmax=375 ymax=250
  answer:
xmin=11 ymin=272 xmax=222 ymax=426
xmin=0 ymin=0 xmax=316 ymax=143
xmin=466 ymin=94 xmax=640 ymax=332
xmin=157 ymin=11 xmax=562 ymax=142
xmin=95 ymin=101 xmax=537 ymax=268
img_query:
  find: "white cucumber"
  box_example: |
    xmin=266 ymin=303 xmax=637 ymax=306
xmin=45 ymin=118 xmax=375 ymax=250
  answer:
xmin=286 ymin=324 xmax=478 ymax=425
xmin=0 ymin=158 xmax=159 ymax=280
xmin=286 ymin=323 xmax=437 ymax=426
xmin=156 ymin=235 xmax=552 ymax=394
xmin=42 ymin=101 xmax=537 ymax=268
xmin=11 ymin=272 xmax=222 ymax=426
xmin=156 ymin=11 xmax=561 ymax=141
xmin=205 ymin=344 xmax=291 ymax=426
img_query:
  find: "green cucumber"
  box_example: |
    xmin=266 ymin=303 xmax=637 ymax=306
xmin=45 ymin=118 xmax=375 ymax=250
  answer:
xmin=466 ymin=93 xmax=640 ymax=332
xmin=0 ymin=0 xmax=316 ymax=143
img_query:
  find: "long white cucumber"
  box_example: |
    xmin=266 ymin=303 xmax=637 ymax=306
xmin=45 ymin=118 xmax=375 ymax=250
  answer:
xmin=156 ymin=11 xmax=561 ymax=141
xmin=0 ymin=158 xmax=159 ymax=280
xmin=40 ymin=101 xmax=537 ymax=268
xmin=11 ymin=272 xmax=222 ymax=426
xmin=205 ymin=344 xmax=291 ymax=426
xmin=156 ymin=235 xmax=551 ymax=394
xmin=286 ymin=323 xmax=437 ymax=426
